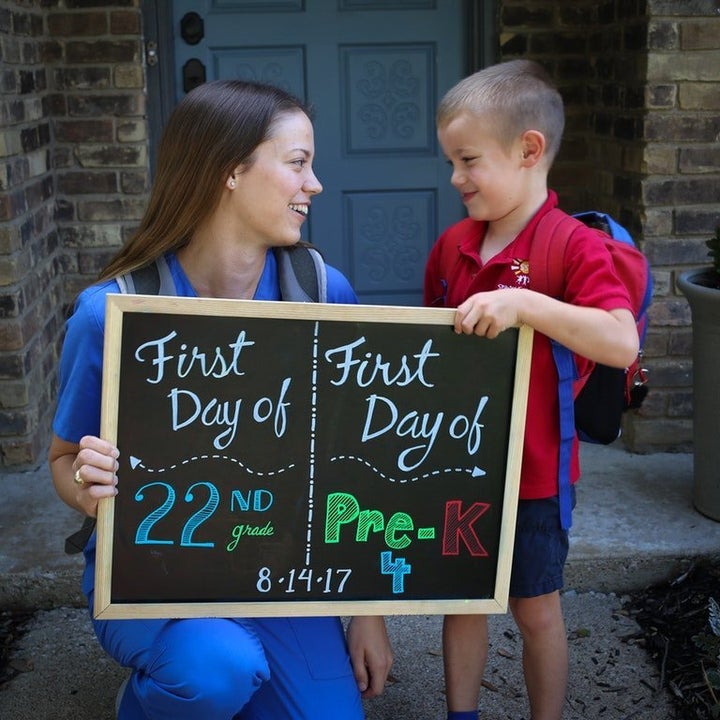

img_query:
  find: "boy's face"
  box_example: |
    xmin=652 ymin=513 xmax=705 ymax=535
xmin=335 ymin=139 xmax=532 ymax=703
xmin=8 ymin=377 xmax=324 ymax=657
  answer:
xmin=438 ymin=112 xmax=531 ymax=224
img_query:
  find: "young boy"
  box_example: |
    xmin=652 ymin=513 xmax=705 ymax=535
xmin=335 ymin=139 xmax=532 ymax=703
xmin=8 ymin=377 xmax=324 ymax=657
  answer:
xmin=424 ymin=59 xmax=639 ymax=720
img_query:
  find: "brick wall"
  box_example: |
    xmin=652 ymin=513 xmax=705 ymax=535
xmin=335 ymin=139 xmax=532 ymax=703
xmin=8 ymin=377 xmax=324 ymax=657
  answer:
xmin=499 ymin=0 xmax=720 ymax=453
xmin=0 ymin=0 xmax=146 ymax=468
xmin=637 ymin=2 xmax=720 ymax=451
xmin=0 ymin=2 xmax=61 ymax=466
xmin=48 ymin=3 xmax=148 ymax=300
xmin=0 ymin=0 xmax=718 ymax=466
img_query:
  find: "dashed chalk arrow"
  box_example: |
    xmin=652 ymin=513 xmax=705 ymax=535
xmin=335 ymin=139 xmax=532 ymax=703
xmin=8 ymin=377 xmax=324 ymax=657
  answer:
xmin=128 ymin=454 xmax=295 ymax=477
xmin=329 ymin=454 xmax=486 ymax=484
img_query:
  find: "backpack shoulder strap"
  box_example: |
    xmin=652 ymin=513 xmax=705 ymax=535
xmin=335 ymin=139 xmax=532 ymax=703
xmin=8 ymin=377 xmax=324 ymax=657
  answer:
xmin=530 ymin=209 xmax=580 ymax=299
xmin=530 ymin=208 xmax=584 ymax=531
xmin=116 ymin=255 xmax=176 ymax=296
xmin=274 ymin=245 xmax=327 ymax=303
xmin=64 ymin=515 xmax=97 ymax=555
xmin=116 ymin=250 xmax=328 ymax=302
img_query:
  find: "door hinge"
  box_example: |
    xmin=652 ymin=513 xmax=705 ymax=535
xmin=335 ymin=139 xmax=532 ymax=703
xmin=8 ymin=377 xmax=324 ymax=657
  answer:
xmin=146 ymin=40 xmax=158 ymax=67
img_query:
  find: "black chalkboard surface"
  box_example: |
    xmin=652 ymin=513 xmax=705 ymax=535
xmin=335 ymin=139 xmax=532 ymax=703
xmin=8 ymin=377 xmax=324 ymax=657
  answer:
xmin=94 ymin=295 xmax=532 ymax=619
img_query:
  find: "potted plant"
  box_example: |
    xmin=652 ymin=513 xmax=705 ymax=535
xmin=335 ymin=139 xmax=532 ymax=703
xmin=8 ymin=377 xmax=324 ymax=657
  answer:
xmin=678 ymin=225 xmax=720 ymax=521
xmin=692 ymin=596 xmax=720 ymax=717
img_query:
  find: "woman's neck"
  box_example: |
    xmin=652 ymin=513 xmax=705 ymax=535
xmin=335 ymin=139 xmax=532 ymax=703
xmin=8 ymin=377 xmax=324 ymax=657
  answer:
xmin=176 ymin=236 xmax=267 ymax=300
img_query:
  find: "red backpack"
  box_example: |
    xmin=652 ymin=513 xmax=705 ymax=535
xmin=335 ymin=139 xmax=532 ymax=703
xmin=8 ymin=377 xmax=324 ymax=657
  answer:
xmin=531 ymin=209 xmax=652 ymax=529
xmin=531 ymin=209 xmax=652 ymax=442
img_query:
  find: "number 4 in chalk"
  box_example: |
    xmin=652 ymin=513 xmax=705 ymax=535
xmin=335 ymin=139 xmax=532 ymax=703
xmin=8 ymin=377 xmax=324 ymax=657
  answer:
xmin=380 ymin=551 xmax=411 ymax=594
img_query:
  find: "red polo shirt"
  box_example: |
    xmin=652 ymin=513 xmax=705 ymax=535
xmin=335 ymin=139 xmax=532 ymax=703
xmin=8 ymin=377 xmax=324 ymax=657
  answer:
xmin=424 ymin=191 xmax=633 ymax=499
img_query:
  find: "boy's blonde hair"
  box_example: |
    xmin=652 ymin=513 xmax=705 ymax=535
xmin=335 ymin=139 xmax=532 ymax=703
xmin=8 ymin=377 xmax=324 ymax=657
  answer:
xmin=437 ymin=59 xmax=565 ymax=164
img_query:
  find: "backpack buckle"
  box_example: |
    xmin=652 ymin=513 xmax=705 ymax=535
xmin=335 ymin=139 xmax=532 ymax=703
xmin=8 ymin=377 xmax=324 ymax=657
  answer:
xmin=627 ymin=362 xmax=648 ymax=409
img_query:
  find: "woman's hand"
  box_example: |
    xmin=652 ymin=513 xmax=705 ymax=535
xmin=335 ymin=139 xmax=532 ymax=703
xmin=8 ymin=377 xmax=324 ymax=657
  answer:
xmin=346 ymin=615 xmax=394 ymax=699
xmin=49 ymin=434 xmax=119 ymax=517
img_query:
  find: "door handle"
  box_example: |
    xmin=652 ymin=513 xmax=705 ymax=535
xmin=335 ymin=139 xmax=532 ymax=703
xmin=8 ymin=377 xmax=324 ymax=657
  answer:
xmin=180 ymin=12 xmax=204 ymax=45
xmin=183 ymin=58 xmax=206 ymax=93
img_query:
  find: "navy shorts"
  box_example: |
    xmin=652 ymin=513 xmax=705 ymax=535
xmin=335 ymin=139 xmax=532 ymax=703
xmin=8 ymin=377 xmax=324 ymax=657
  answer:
xmin=509 ymin=485 xmax=576 ymax=598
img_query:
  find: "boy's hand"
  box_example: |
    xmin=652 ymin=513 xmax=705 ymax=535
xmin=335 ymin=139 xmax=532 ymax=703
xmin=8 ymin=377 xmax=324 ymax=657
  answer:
xmin=454 ymin=289 xmax=521 ymax=338
xmin=453 ymin=289 xmax=638 ymax=368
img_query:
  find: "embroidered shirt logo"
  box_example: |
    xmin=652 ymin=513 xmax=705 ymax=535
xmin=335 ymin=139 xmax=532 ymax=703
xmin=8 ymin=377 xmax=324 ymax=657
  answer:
xmin=511 ymin=258 xmax=530 ymax=286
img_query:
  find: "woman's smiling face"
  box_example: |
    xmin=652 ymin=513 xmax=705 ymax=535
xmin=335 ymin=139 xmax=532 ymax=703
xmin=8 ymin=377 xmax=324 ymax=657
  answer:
xmin=230 ymin=110 xmax=323 ymax=248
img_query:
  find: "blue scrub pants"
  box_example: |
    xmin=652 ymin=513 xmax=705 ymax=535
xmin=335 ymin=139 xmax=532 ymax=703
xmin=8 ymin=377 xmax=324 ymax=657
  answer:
xmin=86 ymin=591 xmax=364 ymax=719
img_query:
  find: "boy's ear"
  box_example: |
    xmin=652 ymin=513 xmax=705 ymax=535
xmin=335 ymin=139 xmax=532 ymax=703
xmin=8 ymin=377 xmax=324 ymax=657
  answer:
xmin=520 ymin=130 xmax=546 ymax=166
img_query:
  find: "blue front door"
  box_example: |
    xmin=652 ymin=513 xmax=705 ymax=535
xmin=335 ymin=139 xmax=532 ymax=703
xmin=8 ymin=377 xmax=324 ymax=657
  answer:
xmin=172 ymin=0 xmax=474 ymax=305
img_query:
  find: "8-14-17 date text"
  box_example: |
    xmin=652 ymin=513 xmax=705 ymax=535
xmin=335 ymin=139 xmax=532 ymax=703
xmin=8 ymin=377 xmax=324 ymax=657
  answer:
xmin=256 ymin=566 xmax=352 ymax=594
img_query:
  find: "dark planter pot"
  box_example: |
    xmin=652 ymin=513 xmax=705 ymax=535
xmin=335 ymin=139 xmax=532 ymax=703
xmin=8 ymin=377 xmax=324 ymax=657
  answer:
xmin=678 ymin=268 xmax=720 ymax=522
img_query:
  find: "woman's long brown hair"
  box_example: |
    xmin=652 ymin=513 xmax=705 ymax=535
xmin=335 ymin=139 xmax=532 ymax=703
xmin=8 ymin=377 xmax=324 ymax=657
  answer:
xmin=98 ymin=80 xmax=312 ymax=282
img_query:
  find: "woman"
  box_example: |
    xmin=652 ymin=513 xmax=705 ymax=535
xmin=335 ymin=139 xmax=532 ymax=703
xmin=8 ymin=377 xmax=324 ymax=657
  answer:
xmin=49 ymin=79 xmax=393 ymax=720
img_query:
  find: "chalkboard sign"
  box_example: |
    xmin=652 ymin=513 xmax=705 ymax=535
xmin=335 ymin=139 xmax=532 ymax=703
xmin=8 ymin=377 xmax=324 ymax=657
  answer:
xmin=94 ymin=295 xmax=532 ymax=620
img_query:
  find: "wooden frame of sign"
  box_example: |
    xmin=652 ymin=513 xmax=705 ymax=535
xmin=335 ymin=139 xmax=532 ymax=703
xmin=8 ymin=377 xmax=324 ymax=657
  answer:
xmin=94 ymin=294 xmax=533 ymax=620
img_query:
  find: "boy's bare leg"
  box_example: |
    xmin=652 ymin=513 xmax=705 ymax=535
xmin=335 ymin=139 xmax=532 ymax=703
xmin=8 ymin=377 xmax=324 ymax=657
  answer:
xmin=442 ymin=614 xmax=488 ymax=712
xmin=509 ymin=591 xmax=568 ymax=720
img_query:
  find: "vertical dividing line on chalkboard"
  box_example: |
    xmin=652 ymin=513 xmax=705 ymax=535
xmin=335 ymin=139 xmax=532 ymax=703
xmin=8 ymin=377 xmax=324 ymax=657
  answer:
xmin=305 ymin=321 xmax=321 ymax=566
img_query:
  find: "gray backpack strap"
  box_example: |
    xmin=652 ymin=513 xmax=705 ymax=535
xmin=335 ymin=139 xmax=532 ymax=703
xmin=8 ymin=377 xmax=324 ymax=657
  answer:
xmin=116 ymin=255 xmax=176 ymax=296
xmin=116 ymin=250 xmax=324 ymax=301
xmin=274 ymin=246 xmax=327 ymax=302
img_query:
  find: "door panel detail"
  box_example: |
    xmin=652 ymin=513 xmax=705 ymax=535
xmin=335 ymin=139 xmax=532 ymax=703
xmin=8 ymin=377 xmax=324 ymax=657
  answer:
xmin=341 ymin=45 xmax=434 ymax=155
xmin=213 ymin=48 xmax=306 ymax=99
xmin=345 ymin=190 xmax=435 ymax=298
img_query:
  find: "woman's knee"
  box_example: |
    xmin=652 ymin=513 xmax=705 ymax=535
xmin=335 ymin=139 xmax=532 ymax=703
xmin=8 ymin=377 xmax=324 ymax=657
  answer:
xmin=139 ymin=619 xmax=270 ymax=718
xmin=164 ymin=619 xmax=267 ymax=683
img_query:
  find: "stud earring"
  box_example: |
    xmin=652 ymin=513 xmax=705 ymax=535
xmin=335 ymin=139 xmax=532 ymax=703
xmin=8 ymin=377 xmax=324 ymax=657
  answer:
xmin=229 ymin=180 xmax=236 ymax=189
